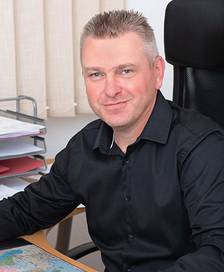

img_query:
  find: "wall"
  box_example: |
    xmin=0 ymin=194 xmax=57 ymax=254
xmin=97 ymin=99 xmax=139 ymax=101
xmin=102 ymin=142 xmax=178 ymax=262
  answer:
xmin=128 ymin=0 xmax=173 ymax=100
xmin=45 ymin=2 xmax=173 ymax=271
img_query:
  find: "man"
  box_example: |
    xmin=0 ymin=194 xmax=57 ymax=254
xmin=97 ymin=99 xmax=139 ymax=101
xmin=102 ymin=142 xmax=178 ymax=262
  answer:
xmin=1 ymin=10 xmax=224 ymax=272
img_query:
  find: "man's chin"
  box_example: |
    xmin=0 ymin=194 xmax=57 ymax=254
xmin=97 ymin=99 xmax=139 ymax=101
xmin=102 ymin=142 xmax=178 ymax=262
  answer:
xmin=102 ymin=117 xmax=129 ymax=130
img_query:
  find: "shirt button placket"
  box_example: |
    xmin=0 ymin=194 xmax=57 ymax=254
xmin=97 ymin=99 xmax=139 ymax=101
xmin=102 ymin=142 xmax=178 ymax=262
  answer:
xmin=124 ymin=193 xmax=130 ymax=201
xmin=128 ymin=233 xmax=134 ymax=240
xmin=122 ymin=155 xmax=134 ymax=270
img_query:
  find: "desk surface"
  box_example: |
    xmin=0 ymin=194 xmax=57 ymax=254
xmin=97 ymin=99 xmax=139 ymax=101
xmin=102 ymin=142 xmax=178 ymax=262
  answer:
xmin=22 ymin=231 xmax=96 ymax=272
xmin=2 ymin=169 xmax=95 ymax=271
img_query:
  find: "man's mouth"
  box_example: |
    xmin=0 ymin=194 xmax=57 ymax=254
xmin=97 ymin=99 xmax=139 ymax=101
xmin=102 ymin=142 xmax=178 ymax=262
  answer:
xmin=104 ymin=100 xmax=128 ymax=107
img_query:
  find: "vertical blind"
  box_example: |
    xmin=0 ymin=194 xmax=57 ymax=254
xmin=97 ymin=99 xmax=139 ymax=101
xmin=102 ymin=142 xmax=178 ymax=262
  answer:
xmin=0 ymin=0 xmax=126 ymax=118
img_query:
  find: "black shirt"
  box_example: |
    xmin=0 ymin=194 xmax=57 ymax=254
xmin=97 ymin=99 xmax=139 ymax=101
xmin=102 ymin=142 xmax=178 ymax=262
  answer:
xmin=1 ymin=91 xmax=224 ymax=272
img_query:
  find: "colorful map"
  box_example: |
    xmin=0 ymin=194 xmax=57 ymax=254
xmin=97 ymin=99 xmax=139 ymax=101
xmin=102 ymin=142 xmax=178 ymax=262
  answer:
xmin=0 ymin=244 xmax=84 ymax=272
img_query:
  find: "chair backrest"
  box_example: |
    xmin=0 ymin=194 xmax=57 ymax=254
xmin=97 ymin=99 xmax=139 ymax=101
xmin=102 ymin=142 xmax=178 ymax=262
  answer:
xmin=164 ymin=0 xmax=224 ymax=127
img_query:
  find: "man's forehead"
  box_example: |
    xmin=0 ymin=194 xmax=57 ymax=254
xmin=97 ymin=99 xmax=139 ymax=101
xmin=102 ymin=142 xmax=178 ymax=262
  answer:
xmin=81 ymin=33 xmax=147 ymax=66
xmin=82 ymin=32 xmax=144 ymax=48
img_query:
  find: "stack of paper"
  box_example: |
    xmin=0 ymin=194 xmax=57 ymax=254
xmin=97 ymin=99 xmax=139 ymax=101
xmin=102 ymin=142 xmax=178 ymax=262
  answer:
xmin=0 ymin=139 xmax=44 ymax=159
xmin=0 ymin=116 xmax=45 ymax=139
xmin=0 ymin=112 xmax=46 ymax=182
xmin=0 ymin=177 xmax=29 ymax=200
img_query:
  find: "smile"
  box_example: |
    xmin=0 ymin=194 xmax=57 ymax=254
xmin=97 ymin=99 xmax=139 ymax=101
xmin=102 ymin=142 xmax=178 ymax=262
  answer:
xmin=103 ymin=101 xmax=128 ymax=111
xmin=104 ymin=100 xmax=128 ymax=106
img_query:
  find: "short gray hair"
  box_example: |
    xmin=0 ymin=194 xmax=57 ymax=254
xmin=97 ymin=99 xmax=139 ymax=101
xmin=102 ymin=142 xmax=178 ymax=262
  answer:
xmin=80 ymin=10 xmax=159 ymax=62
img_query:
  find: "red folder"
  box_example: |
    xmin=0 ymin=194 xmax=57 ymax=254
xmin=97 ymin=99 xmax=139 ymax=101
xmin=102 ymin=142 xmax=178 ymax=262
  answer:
xmin=0 ymin=157 xmax=44 ymax=176
xmin=0 ymin=165 xmax=10 ymax=174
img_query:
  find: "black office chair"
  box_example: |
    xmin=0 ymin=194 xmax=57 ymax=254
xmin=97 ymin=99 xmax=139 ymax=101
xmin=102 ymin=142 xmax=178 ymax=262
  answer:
xmin=65 ymin=241 xmax=98 ymax=260
xmin=61 ymin=216 xmax=98 ymax=260
xmin=164 ymin=0 xmax=224 ymax=127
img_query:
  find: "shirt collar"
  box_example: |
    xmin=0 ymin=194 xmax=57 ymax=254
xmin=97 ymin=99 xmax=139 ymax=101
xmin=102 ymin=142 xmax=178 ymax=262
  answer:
xmin=93 ymin=121 xmax=113 ymax=150
xmin=93 ymin=91 xmax=173 ymax=150
xmin=139 ymin=91 xmax=173 ymax=144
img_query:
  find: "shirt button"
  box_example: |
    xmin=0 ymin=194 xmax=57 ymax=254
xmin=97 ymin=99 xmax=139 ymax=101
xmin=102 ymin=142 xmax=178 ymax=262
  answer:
xmin=127 ymin=268 xmax=132 ymax=272
xmin=124 ymin=194 xmax=130 ymax=201
xmin=128 ymin=234 xmax=134 ymax=240
xmin=123 ymin=159 xmax=129 ymax=165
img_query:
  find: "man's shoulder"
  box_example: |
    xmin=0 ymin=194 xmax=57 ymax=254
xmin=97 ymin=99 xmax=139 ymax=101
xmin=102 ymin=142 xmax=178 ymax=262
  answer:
xmin=169 ymin=101 xmax=223 ymax=137
xmin=67 ymin=118 xmax=102 ymax=146
xmin=168 ymin=101 xmax=224 ymax=162
xmin=82 ymin=118 xmax=102 ymax=132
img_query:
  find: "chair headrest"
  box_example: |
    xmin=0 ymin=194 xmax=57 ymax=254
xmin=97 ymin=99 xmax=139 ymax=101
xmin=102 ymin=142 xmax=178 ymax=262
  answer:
xmin=164 ymin=0 xmax=224 ymax=68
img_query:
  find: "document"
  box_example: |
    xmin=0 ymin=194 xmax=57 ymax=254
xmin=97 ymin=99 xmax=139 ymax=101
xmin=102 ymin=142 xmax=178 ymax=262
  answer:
xmin=0 ymin=116 xmax=45 ymax=139
xmin=0 ymin=184 xmax=19 ymax=200
xmin=0 ymin=242 xmax=84 ymax=271
xmin=0 ymin=177 xmax=29 ymax=200
xmin=0 ymin=139 xmax=43 ymax=159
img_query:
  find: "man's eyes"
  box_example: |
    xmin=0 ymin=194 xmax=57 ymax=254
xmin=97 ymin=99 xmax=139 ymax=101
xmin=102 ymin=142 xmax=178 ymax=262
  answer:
xmin=86 ymin=68 xmax=135 ymax=80
xmin=119 ymin=68 xmax=135 ymax=77
xmin=121 ymin=68 xmax=133 ymax=74
xmin=88 ymin=72 xmax=104 ymax=80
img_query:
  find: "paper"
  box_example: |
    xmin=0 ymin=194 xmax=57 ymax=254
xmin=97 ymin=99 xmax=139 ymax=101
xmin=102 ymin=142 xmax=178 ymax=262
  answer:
xmin=0 ymin=157 xmax=44 ymax=178
xmin=0 ymin=140 xmax=43 ymax=159
xmin=0 ymin=243 xmax=84 ymax=271
xmin=0 ymin=116 xmax=45 ymax=139
xmin=0 ymin=184 xmax=19 ymax=200
xmin=0 ymin=177 xmax=29 ymax=200
xmin=0 ymin=177 xmax=29 ymax=191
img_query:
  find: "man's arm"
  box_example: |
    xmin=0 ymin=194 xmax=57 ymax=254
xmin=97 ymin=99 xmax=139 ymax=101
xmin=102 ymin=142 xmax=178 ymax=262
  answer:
xmin=0 ymin=144 xmax=80 ymax=241
xmin=160 ymin=131 xmax=224 ymax=271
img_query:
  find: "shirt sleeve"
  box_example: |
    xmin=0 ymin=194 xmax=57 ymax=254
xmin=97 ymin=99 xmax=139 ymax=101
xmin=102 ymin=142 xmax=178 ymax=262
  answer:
xmin=0 ymin=142 xmax=80 ymax=242
xmin=159 ymin=131 xmax=224 ymax=271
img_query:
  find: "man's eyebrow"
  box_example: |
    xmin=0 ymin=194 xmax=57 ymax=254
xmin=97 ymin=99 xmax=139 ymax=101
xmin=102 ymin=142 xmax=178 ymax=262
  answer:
xmin=116 ymin=64 xmax=136 ymax=69
xmin=83 ymin=63 xmax=136 ymax=72
xmin=83 ymin=67 xmax=102 ymax=73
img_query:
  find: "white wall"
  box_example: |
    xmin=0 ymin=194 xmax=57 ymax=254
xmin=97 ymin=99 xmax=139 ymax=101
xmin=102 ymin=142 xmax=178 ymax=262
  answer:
xmin=127 ymin=0 xmax=173 ymax=100
xmin=45 ymin=115 xmax=97 ymax=158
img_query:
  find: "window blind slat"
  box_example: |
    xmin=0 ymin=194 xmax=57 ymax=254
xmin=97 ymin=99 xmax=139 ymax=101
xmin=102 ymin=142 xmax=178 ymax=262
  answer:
xmin=45 ymin=0 xmax=75 ymax=117
xmin=14 ymin=0 xmax=47 ymax=118
xmin=0 ymin=0 xmax=17 ymax=111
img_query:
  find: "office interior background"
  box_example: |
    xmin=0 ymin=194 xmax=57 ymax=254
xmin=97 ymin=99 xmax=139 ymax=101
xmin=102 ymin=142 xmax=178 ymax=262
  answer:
xmin=0 ymin=0 xmax=172 ymax=271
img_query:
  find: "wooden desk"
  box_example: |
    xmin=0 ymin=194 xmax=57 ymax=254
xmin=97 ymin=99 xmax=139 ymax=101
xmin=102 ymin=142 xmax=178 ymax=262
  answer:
xmin=22 ymin=230 xmax=96 ymax=272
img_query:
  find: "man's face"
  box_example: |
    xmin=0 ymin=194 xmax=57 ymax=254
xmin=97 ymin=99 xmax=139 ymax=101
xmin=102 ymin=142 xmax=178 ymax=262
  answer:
xmin=82 ymin=32 xmax=164 ymax=132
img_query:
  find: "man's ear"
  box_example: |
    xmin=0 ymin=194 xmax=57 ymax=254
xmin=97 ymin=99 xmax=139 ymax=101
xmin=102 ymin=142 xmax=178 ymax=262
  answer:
xmin=153 ymin=56 xmax=165 ymax=90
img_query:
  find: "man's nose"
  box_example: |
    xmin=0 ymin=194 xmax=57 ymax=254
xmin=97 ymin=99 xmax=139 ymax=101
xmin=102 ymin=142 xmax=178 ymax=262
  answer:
xmin=104 ymin=75 xmax=121 ymax=97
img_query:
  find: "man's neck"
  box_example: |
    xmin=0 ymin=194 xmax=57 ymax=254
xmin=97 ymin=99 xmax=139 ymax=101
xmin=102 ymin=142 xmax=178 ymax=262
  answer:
xmin=113 ymin=116 xmax=149 ymax=154
xmin=112 ymin=94 xmax=157 ymax=153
